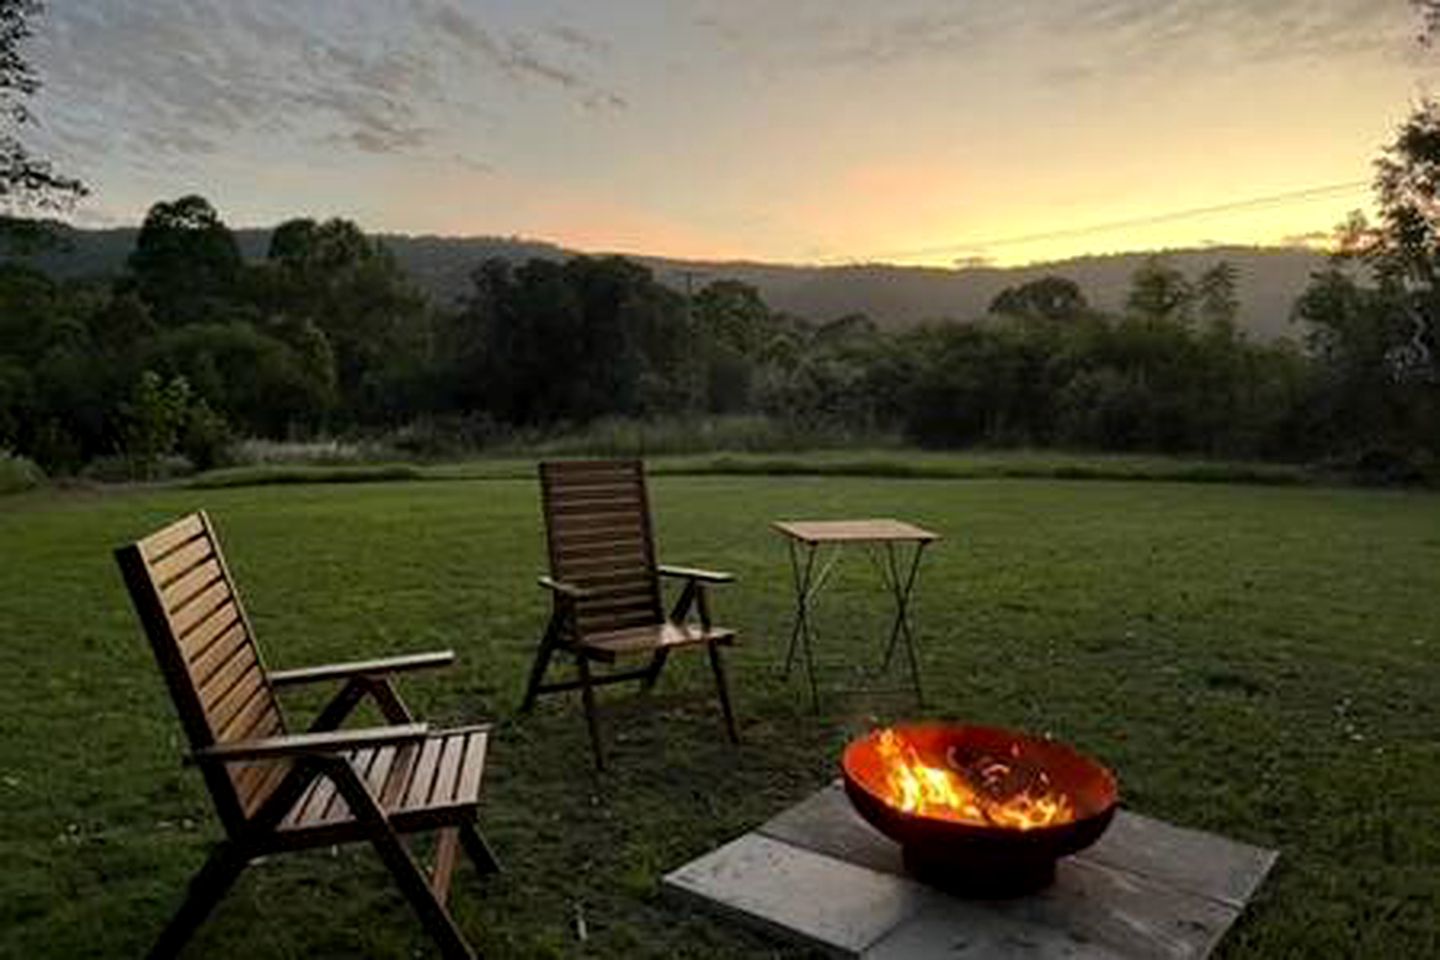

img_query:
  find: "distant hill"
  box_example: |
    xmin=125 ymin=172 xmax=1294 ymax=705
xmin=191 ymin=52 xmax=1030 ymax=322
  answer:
xmin=17 ymin=226 xmax=1326 ymax=340
xmin=634 ymin=247 xmax=1326 ymax=341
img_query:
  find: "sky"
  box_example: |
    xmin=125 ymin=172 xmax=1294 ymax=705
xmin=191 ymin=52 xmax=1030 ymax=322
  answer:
xmin=20 ymin=0 xmax=1440 ymax=267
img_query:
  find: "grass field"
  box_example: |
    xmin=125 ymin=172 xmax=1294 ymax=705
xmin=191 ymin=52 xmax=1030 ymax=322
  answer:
xmin=2 ymin=474 xmax=1438 ymax=958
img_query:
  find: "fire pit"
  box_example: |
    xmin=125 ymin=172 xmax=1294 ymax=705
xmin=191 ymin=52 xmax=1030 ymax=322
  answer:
xmin=842 ymin=723 xmax=1119 ymax=897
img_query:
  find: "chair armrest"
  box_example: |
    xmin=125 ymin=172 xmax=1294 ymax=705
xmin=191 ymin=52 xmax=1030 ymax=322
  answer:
xmin=189 ymin=723 xmax=430 ymax=764
xmin=658 ymin=564 xmax=734 ymax=584
xmin=538 ymin=575 xmax=595 ymax=599
xmin=268 ymin=650 xmax=456 ymax=687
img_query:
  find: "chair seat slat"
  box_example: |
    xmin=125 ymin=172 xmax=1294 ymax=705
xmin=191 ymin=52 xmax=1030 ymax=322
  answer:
xmin=454 ymin=731 xmax=488 ymax=804
xmin=277 ymin=732 xmax=488 ymax=832
xmin=431 ymin=736 xmax=466 ymax=807
xmin=403 ymin=737 xmax=445 ymax=811
xmin=581 ymin=621 xmax=736 ymax=656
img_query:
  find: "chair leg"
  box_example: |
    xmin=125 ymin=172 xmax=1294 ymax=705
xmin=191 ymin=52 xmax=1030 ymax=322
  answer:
xmin=458 ymin=821 xmax=502 ymax=876
xmin=431 ymin=828 xmax=460 ymax=905
xmin=322 ymin=759 xmax=476 ymax=960
xmin=368 ymin=828 xmax=475 ymax=960
xmin=640 ymin=648 xmax=670 ymax=691
xmin=707 ymin=641 xmax=740 ymax=745
xmin=576 ymin=655 xmax=606 ymax=770
xmin=148 ymin=842 xmax=249 ymax=960
xmin=520 ymin=616 xmax=561 ymax=713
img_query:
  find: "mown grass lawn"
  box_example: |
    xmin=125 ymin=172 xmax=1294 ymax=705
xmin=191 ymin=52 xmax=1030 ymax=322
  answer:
xmin=2 ymin=474 xmax=1438 ymax=958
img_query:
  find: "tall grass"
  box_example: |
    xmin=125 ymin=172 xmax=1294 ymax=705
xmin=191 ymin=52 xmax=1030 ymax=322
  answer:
xmin=229 ymin=437 xmax=395 ymax=466
xmin=510 ymin=415 xmax=900 ymax=457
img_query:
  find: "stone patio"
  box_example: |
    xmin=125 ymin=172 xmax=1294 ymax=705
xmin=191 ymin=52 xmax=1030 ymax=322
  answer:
xmin=664 ymin=783 xmax=1277 ymax=958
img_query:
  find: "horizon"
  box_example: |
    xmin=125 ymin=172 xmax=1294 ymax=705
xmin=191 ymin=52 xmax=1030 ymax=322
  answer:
xmin=48 ymin=217 xmax=1332 ymax=275
xmin=24 ymin=2 xmax=1425 ymax=268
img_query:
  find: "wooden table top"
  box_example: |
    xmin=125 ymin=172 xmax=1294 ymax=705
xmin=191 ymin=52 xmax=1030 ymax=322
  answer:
xmin=771 ymin=518 xmax=940 ymax=544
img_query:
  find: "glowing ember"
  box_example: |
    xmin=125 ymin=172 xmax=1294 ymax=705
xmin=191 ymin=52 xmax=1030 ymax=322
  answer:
xmin=874 ymin=728 xmax=1076 ymax=831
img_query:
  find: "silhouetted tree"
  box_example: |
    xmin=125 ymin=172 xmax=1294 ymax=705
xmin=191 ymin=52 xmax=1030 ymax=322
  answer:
xmin=126 ymin=195 xmax=244 ymax=326
xmin=989 ymin=276 xmax=1089 ymax=321
xmin=1126 ymin=256 xmax=1194 ymax=324
xmin=0 ymin=0 xmax=85 ymax=213
xmin=1416 ymin=0 xmax=1440 ymax=42
xmin=1196 ymin=262 xmax=1240 ymax=332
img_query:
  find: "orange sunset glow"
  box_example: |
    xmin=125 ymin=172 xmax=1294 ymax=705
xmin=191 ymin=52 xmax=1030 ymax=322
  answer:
xmin=25 ymin=2 xmax=1437 ymax=266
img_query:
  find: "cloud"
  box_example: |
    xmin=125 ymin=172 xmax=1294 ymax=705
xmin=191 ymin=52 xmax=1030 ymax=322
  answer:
xmin=422 ymin=3 xmax=625 ymax=107
xmin=451 ymin=153 xmax=494 ymax=175
xmin=546 ymin=24 xmax=609 ymax=57
xmin=1057 ymin=0 xmax=1413 ymax=68
xmin=689 ymin=0 xmax=1414 ymax=79
xmin=28 ymin=0 xmax=624 ymax=175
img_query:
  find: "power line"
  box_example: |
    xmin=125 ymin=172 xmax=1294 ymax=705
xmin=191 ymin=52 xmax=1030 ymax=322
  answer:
xmin=838 ymin=180 xmax=1372 ymax=264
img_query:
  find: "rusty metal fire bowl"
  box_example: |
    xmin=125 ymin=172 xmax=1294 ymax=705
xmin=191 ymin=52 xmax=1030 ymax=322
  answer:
xmin=842 ymin=723 xmax=1119 ymax=897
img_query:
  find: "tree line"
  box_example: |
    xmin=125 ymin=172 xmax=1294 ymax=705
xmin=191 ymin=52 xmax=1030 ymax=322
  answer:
xmin=0 ymin=176 xmax=1435 ymax=479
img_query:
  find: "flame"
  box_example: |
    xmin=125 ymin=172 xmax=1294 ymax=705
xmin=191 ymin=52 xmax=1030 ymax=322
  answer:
xmin=873 ymin=728 xmax=1076 ymax=831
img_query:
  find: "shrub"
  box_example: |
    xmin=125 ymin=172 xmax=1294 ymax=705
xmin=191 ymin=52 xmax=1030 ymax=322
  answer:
xmin=180 ymin=399 xmax=233 ymax=471
xmin=0 ymin=449 xmax=45 ymax=495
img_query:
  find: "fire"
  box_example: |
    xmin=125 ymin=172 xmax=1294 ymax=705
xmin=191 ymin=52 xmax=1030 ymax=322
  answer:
xmin=873 ymin=728 xmax=1076 ymax=831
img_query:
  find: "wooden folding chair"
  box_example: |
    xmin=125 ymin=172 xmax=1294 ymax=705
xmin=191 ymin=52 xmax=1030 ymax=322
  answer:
xmin=520 ymin=459 xmax=739 ymax=769
xmin=115 ymin=511 xmax=499 ymax=960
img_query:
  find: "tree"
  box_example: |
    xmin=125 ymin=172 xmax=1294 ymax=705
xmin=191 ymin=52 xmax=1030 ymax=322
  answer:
xmin=120 ymin=370 xmax=192 ymax=479
xmin=1 ymin=0 xmax=85 ymax=212
xmin=989 ymin=276 xmax=1089 ymax=321
xmin=1370 ymin=101 xmax=1440 ymax=384
xmin=1195 ymin=262 xmax=1240 ymax=332
xmin=1125 ymin=257 xmax=1193 ymax=324
xmin=1417 ymin=0 xmax=1440 ymax=43
xmin=127 ymin=195 xmax=244 ymax=326
xmin=257 ymin=217 xmax=426 ymax=424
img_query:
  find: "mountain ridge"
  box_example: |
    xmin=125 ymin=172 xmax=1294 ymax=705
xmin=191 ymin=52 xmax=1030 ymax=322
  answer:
xmin=15 ymin=226 xmax=1328 ymax=340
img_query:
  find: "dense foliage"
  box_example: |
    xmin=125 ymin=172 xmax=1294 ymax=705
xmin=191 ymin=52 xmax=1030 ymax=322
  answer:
xmin=0 ymin=189 xmax=1432 ymax=479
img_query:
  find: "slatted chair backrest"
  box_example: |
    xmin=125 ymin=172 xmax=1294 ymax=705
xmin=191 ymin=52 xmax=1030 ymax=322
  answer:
xmin=540 ymin=460 xmax=663 ymax=637
xmin=115 ymin=511 xmax=289 ymax=834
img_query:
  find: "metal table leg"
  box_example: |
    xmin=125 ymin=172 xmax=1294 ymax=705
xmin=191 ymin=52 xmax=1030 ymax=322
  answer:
xmin=877 ymin=540 xmax=928 ymax=706
xmin=781 ymin=539 xmax=839 ymax=712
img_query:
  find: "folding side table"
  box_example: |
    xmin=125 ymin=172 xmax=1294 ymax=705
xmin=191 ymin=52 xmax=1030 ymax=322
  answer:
xmin=772 ymin=519 xmax=940 ymax=711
